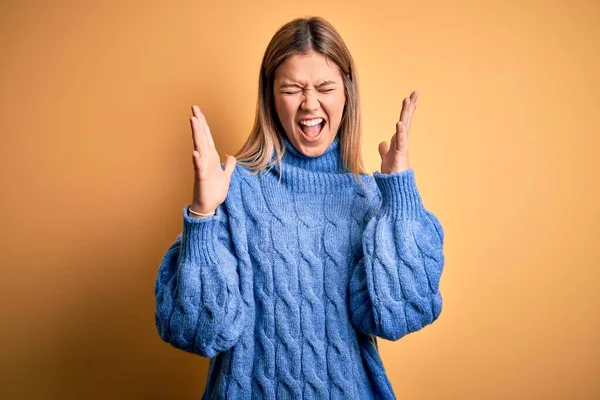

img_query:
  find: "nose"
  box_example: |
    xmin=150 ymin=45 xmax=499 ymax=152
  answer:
xmin=300 ymin=90 xmax=320 ymax=112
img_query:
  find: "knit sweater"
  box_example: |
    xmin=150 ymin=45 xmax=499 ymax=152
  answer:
xmin=154 ymin=135 xmax=445 ymax=400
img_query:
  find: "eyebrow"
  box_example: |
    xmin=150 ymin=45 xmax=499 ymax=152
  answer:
xmin=279 ymin=80 xmax=337 ymax=89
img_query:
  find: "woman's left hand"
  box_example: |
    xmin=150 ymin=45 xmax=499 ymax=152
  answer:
xmin=379 ymin=90 xmax=418 ymax=174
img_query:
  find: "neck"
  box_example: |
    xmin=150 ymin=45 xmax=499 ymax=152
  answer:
xmin=281 ymin=135 xmax=345 ymax=173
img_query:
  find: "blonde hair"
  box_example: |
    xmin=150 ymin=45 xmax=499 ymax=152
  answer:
xmin=235 ymin=16 xmax=366 ymax=181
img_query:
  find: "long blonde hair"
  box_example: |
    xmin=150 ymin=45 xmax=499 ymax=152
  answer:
xmin=235 ymin=16 xmax=366 ymax=181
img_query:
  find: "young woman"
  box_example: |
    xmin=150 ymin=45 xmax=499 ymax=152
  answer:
xmin=154 ymin=16 xmax=445 ymax=400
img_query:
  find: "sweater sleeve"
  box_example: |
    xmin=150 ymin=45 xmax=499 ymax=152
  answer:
xmin=349 ymin=168 xmax=445 ymax=341
xmin=154 ymin=201 xmax=247 ymax=358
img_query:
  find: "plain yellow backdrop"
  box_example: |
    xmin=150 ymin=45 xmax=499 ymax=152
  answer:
xmin=1 ymin=0 xmax=598 ymax=399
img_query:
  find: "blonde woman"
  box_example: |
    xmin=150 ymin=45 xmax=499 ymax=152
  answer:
xmin=154 ymin=16 xmax=445 ymax=400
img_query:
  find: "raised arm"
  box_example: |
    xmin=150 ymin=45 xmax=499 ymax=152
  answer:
xmin=349 ymin=168 xmax=445 ymax=340
xmin=154 ymin=105 xmax=245 ymax=357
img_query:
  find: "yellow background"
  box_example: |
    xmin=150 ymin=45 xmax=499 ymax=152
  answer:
xmin=1 ymin=0 xmax=598 ymax=398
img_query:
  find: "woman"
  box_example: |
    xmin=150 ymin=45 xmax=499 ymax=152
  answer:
xmin=154 ymin=16 xmax=445 ymax=400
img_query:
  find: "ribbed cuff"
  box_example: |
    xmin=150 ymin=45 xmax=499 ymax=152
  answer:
xmin=180 ymin=205 xmax=223 ymax=265
xmin=373 ymin=168 xmax=423 ymax=219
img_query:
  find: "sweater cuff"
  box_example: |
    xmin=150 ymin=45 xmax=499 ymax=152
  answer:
xmin=180 ymin=204 xmax=224 ymax=265
xmin=373 ymin=168 xmax=423 ymax=219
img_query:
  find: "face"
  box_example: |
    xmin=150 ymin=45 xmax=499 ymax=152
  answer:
xmin=273 ymin=50 xmax=346 ymax=157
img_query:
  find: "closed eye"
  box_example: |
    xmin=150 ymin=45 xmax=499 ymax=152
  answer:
xmin=283 ymin=88 xmax=334 ymax=95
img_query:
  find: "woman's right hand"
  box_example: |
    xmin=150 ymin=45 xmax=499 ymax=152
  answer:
xmin=189 ymin=105 xmax=236 ymax=218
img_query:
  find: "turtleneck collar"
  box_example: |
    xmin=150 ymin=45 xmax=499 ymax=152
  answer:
xmin=261 ymin=135 xmax=359 ymax=194
xmin=280 ymin=135 xmax=346 ymax=173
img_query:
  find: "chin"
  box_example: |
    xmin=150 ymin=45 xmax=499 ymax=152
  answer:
xmin=293 ymin=136 xmax=331 ymax=157
xmin=299 ymin=146 xmax=324 ymax=157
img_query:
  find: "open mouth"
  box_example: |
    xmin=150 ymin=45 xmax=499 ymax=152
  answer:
xmin=297 ymin=119 xmax=326 ymax=142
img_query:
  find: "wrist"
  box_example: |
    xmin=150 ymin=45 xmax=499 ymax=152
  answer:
xmin=188 ymin=205 xmax=216 ymax=219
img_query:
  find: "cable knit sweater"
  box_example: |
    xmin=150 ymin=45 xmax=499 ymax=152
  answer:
xmin=154 ymin=135 xmax=445 ymax=400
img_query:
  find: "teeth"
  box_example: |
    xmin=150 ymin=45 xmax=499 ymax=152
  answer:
xmin=299 ymin=118 xmax=323 ymax=127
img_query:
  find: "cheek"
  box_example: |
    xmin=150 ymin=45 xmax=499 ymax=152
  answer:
xmin=276 ymin=99 xmax=299 ymax=123
xmin=274 ymin=98 xmax=291 ymax=125
xmin=323 ymin=97 xmax=346 ymax=121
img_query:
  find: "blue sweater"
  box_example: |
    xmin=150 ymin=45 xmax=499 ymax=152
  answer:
xmin=154 ymin=135 xmax=445 ymax=400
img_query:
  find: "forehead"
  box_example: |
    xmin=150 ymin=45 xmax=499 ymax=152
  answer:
xmin=274 ymin=51 xmax=342 ymax=83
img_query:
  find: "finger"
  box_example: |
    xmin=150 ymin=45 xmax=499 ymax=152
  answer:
xmin=224 ymin=154 xmax=237 ymax=179
xmin=378 ymin=141 xmax=389 ymax=159
xmin=192 ymin=150 xmax=201 ymax=177
xmin=388 ymin=131 xmax=398 ymax=152
xmin=399 ymin=97 xmax=411 ymax=126
xmin=190 ymin=107 xmax=205 ymax=154
xmin=410 ymin=90 xmax=419 ymax=104
xmin=207 ymin=127 xmax=215 ymax=149
xmin=190 ymin=116 xmax=200 ymax=152
xmin=396 ymin=121 xmax=406 ymax=150
xmin=405 ymin=91 xmax=418 ymax=131
xmin=191 ymin=106 xmax=211 ymax=154
xmin=399 ymin=91 xmax=419 ymax=130
xmin=193 ymin=106 xmax=211 ymax=151
xmin=193 ymin=106 xmax=216 ymax=150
